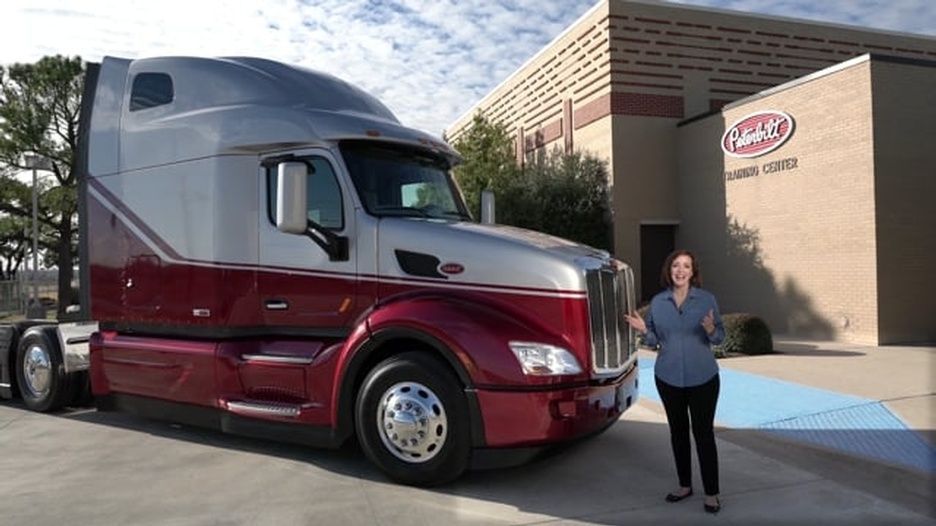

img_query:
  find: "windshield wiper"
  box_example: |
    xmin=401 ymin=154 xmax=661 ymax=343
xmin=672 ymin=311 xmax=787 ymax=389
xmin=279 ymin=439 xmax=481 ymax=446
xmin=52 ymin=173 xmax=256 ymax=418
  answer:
xmin=373 ymin=205 xmax=472 ymax=220
xmin=373 ymin=206 xmax=432 ymax=218
xmin=439 ymin=210 xmax=472 ymax=220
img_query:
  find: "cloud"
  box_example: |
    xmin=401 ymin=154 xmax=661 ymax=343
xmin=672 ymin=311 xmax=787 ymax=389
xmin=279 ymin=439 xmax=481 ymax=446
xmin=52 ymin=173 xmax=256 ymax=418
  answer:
xmin=1 ymin=0 xmax=933 ymax=136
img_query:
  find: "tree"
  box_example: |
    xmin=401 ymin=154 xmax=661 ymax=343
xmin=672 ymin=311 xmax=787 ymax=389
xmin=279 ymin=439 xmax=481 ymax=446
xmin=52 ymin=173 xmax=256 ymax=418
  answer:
xmin=498 ymin=148 xmax=612 ymax=251
xmin=0 ymin=55 xmax=84 ymax=314
xmin=450 ymin=113 xmax=520 ymax=219
xmin=449 ymin=113 xmax=612 ymax=252
xmin=0 ymin=214 xmax=29 ymax=280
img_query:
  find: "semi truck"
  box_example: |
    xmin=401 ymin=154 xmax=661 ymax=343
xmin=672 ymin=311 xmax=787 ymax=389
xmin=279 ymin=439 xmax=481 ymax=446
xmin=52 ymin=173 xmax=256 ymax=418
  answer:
xmin=0 ymin=56 xmax=638 ymax=485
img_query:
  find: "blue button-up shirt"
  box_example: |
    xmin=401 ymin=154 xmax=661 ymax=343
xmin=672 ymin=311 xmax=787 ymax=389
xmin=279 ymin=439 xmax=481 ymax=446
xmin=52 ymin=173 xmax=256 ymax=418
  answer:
xmin=643 ymin=287 xmax=725 ymax=387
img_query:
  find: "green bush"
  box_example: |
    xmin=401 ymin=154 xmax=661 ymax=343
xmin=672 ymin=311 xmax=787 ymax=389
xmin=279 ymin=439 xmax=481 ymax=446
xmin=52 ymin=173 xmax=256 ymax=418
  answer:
xmin=714 ymin=313 xmax=774 ymax=357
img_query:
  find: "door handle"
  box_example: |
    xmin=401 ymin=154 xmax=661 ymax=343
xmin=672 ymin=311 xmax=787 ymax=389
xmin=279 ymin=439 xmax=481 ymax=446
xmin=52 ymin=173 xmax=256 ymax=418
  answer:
xmin=265 ymin=299 xmax=289 ymax=310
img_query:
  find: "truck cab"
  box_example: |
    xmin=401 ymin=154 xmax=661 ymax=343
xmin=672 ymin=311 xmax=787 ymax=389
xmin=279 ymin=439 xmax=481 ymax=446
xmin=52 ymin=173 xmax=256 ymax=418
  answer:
xmin=7 ymin=56 xmax=639 ymax=486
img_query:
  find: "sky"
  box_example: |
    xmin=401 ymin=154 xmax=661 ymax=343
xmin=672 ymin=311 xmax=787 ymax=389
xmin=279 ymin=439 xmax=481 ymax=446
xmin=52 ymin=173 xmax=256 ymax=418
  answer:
xmin=1 ymin=0 xmax=934 ymax=136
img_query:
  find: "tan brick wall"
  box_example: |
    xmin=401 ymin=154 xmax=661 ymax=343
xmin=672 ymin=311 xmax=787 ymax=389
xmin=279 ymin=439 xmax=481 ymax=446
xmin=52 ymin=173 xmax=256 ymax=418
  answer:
xmin=573 ymin=114 xmax=615 ymax=166
xmin=674 ymin=116 xmax=727 ymax=302
xmin=524 ymin=117 xmax=563 ymax=152
xmin=678 ymin=61 xmax=880 ymax=344
xmin=610 ymin=115 xmax=680 ymax=297
xmin=871 ymin=60 xmax=936 ymax=344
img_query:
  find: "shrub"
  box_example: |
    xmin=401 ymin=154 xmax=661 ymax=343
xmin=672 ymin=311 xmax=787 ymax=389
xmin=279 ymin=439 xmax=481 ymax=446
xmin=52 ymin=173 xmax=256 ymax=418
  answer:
xmin=714 ymin=313 xmax=774 ymax=357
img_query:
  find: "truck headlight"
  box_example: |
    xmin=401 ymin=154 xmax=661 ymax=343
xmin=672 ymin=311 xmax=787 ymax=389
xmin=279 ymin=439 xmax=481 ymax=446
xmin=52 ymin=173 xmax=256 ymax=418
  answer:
xmin=509 ymin=341 xmax=583 ymax=376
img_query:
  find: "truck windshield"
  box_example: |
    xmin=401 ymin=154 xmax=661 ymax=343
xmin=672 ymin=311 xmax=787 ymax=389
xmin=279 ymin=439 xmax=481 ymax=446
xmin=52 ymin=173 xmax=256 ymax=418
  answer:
xmin=340 ymin=142 xmax=472 ymax=221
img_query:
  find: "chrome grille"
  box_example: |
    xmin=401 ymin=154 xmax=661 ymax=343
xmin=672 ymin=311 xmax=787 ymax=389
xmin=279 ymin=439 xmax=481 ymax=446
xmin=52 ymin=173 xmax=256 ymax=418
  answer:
xmin=586 ymin=265 xmax=635 ymax=375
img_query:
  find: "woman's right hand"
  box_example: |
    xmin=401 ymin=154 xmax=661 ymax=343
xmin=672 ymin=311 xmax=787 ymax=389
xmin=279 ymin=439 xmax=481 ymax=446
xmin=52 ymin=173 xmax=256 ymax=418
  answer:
xmin=623 ymin=311 xmax=647 ymax=334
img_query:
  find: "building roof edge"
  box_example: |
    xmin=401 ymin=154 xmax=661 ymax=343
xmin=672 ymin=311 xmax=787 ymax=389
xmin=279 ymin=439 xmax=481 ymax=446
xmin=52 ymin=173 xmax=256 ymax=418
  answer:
xmin=632 ymin=0 xmax=936 ymax=43
xmin=678 ymin=53 xmax=936 ymax=127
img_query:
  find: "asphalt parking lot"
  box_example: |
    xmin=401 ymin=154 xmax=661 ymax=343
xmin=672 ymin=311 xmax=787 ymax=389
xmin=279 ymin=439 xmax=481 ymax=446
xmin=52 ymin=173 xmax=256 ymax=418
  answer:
xmin=1 ymin=395 xmax=932 ymax=526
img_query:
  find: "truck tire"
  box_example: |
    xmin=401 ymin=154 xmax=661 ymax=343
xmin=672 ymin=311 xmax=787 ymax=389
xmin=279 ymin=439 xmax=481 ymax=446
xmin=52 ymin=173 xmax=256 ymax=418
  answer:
xmin=1 ymin=321 xmax=48 ymax=400
xmin=15 ymin=328 xmax=72 ymax=412
xmin=355 ymin=352 xmax=471 ymax=486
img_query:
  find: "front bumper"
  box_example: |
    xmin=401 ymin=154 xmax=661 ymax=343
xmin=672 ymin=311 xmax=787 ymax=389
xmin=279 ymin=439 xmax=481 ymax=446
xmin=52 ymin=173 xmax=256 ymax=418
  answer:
xmin=475 ymin=360 xmax=639 ymax=448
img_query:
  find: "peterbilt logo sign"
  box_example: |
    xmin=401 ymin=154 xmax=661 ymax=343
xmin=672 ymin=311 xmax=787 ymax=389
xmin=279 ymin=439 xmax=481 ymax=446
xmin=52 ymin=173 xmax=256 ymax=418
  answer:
xmin=439 ymin=262 xmax=464 ymax=275
xmin=721 ymin=111 xmax=795 ymax=158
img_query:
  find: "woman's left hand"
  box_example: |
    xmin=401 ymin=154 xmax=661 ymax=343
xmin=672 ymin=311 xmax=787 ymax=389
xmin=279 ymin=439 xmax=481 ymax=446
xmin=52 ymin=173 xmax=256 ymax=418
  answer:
xmin=701 ymin=309 xmax=715 ymax=335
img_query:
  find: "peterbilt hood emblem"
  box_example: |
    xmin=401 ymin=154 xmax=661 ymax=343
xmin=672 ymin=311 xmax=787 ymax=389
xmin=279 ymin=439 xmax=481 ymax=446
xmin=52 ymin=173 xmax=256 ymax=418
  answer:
xmin=394 ymin=251 xmax=465 ymax=279
xmin=721 ymin=110 xmax=795 ymax=158
xmin=439 ymin=262 xmax=464 ymax=275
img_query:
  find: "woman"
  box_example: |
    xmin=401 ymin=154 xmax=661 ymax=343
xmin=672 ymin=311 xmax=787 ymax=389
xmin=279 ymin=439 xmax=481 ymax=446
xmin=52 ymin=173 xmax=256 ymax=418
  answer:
xmin=624 ymin=249 xmax=725 ymax=514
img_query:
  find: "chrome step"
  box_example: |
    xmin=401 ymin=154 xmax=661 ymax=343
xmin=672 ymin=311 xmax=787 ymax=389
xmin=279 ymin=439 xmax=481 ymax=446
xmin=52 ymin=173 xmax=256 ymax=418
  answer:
xmin=225 ymin=400 xmax=301 ymax=418
xmin=241 ymin=354 xmax=314 ymax=365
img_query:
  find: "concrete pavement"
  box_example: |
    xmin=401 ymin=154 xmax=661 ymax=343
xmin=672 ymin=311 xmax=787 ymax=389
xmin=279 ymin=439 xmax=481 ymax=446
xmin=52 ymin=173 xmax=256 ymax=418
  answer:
xmin=1 ymin=400 xmax=933 ymax=525
xmin=0 ymin=337 xmax=933 ymax=525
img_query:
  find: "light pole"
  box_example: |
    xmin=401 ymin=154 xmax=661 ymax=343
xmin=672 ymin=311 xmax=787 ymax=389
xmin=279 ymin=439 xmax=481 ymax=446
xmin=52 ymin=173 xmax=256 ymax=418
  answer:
xmin=22 ymin=154 xmax=50 ymax=319
xmin=21 ymin=224 xmax=29 ymax=312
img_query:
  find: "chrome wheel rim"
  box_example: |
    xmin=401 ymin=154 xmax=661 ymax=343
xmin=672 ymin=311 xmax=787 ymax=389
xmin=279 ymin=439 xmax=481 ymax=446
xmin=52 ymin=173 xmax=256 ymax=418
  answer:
xmin=376 ymin=382 xmax=447 ymax=463
xmin=22 ymin=345 xmax=52 ymax=398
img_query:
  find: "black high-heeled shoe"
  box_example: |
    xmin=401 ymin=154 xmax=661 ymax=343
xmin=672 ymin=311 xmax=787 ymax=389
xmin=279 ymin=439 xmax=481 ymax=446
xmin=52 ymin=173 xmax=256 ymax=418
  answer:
xmin=664 ymin=489 xmax=693 ymax=502
xmin=703 ymin=496 xmax=721 ymax=514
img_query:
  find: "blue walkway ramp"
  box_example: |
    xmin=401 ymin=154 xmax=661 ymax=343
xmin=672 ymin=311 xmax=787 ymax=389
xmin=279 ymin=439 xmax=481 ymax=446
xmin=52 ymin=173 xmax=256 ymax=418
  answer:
xmin=638 ymin=357 xmax=935 ymax=473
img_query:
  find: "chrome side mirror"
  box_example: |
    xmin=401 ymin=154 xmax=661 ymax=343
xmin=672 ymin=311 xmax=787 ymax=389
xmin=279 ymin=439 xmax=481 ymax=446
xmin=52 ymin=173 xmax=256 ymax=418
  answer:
xmin=276 ymin=161 xmax=308 ymax=234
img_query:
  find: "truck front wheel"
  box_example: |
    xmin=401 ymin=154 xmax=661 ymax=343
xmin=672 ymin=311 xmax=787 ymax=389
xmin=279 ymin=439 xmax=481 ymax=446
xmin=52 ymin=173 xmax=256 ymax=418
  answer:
xmin=355 ymin=352 xmax=471 ymax=486
xmin=15 ymin=330 xmax=71 ymax=412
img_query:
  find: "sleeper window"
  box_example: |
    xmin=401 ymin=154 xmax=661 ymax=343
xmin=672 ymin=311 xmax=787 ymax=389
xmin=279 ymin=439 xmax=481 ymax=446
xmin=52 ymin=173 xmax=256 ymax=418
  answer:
xmin=130 ymin=73 xmax=174 ymax=111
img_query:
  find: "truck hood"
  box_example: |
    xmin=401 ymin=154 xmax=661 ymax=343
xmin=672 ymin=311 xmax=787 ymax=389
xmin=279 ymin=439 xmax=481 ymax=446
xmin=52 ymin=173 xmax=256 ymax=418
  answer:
xmin=376 ymin=218 xmax=612 ymax=293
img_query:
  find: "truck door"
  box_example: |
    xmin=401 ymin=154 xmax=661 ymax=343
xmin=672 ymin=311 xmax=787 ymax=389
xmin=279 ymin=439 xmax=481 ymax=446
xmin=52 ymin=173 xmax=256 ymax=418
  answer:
xmin=257 ymin=150 xmax=357 ymax=330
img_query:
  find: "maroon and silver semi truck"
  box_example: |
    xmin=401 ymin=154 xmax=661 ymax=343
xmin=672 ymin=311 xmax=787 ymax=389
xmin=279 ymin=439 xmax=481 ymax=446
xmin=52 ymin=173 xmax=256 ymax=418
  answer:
xmin=0 ymin=56 xmax=638 ymax=485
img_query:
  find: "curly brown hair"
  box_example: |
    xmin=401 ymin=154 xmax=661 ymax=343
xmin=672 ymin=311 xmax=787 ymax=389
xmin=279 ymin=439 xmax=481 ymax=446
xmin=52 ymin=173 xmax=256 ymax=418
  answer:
xmin=660 ymin=249 xmax=703 ymax=288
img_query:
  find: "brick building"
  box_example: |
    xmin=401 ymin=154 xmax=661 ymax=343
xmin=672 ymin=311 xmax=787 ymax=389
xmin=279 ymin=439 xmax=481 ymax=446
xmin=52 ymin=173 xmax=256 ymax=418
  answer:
xmin=446 ymin=0 xmax=936 ymax=344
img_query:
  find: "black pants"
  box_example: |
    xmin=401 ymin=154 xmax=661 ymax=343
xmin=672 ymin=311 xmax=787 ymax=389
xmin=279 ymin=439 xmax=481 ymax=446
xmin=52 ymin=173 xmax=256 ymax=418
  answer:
xmin=655 ymin=374 xmax=720 ymax=496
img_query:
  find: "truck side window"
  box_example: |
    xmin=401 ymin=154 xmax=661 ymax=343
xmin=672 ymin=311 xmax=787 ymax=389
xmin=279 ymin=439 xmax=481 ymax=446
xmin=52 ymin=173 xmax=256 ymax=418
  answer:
xmin=267 ymin=157 xmax=344 ymax=230
xmin=130 ymin=73 xmax=174 ymax=111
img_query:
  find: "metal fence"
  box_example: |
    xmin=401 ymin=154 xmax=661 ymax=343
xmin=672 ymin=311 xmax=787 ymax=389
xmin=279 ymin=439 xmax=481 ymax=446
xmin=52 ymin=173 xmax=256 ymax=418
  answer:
xmin=0 ymin=280 xmax=24 ymax=314
xmin=0 ymin=277 xmax=59 ymax=316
